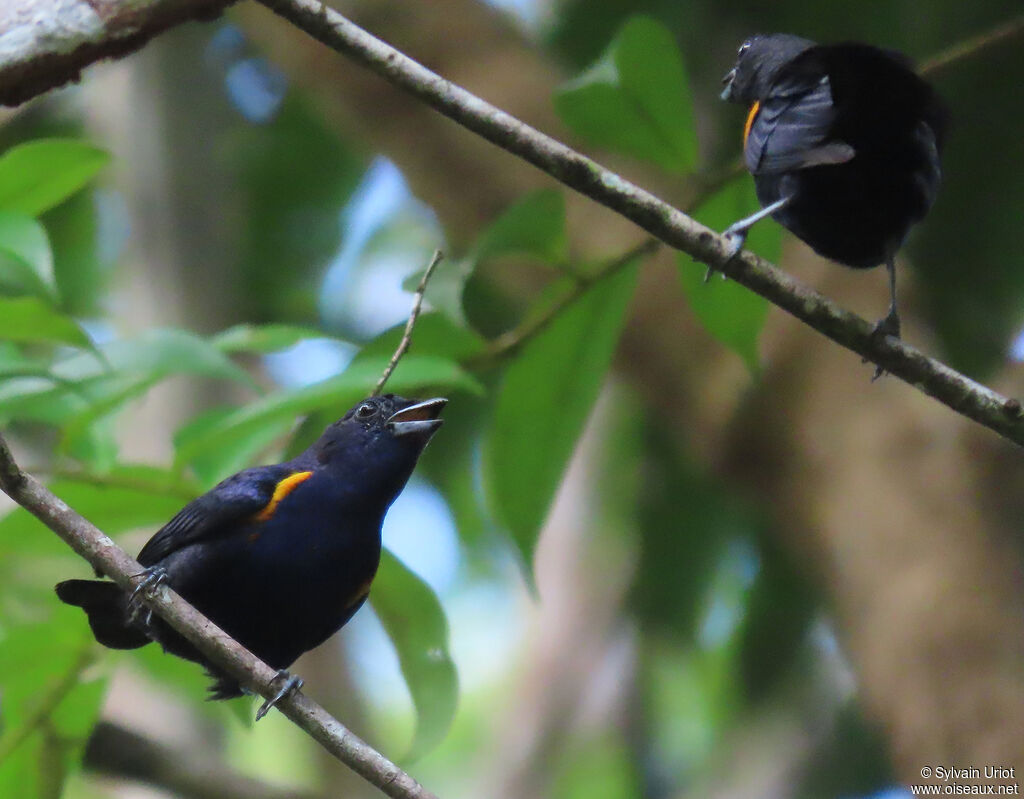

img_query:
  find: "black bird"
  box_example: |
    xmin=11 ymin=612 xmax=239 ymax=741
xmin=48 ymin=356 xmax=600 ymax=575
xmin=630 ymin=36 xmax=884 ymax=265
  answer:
xmin=56 ymin=394 xmax=446 ymax=718
xmin=720 ymin=33 xmax=947 ymax=340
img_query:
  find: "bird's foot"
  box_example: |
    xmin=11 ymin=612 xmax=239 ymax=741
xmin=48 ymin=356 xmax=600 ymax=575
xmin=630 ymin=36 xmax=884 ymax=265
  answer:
xmin=866 ymin=309 xmax=901 ymax=381
xmin=705 ymin=227 xmax=747 ymax=283
xmin=722 ymin=224 xmax=748 ymax=260
xmin=255 ymin=670 xmax=304 ymax=721
xmin=128 ymin=566 xmax=168 ymax=626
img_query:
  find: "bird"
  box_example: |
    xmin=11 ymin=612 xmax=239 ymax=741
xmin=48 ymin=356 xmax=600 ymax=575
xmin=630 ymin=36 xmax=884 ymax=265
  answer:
xmin=720 ymin=33 xmax=947 ymax=341
xmin=56 ymin=394 xmax=446 ymax=719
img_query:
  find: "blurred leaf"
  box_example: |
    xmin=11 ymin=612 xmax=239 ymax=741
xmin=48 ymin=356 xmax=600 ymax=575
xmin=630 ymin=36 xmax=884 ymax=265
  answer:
xmin=0 ymin=211 xmax=56 ymax=300
xmin=0 ymin=139 xmax=109 ymax=216
xmin=0 ymin=468 xmax=193 ymax=558
xmin=474 ymin=189 xmax=568 ymax=265
xmin=631 ymin=428 xmax=758 ymax=639
xmin=736 ymin=538 xmax=817 ymax=703
xmin=53 ymin=329 xmax=257 ymax=387
xmin=485 ymin=262 xmax=638 ymax=574
xmin=0 ymin=297 xmax=90 ymax=347
xmin=371 ymin=549 xmax=458 ymax=761
xmin=175 ymin=355 xmax=480 ymax=468
xmin=798 ymin=702 xmax=894 ymax=799
xmin=417 ymin=391 xmax=496 ymax=548
xmin=555 ymin=16 xmax=697 ymax=173
xmin=412 ymin=192 xmax=569 ymax=325
xmin=0 ymin=614 xmax=107 ymax=798
xmin=42 ymin=189 xmax=106 ymax=317
xmin=175 ymin=406 xmax=297 ymax=488
xmin=212 ymin=323 xmax=333 ymax=355
xmin=231 ymin=94 xmax=363 ymax=320
xmin=678 ymin=179 xmax=781 ymax=372
xmin=551 ymin=734 xmax=640 ymax=799
xmin=350 ymin=313 xmax=486 ymax=366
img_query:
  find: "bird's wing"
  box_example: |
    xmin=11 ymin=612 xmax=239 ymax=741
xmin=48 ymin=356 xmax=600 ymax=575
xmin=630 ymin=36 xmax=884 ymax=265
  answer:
xmin=136 ymin=465 xmax=309 ymax=566
xmin=745 ymin=74 xmax=855 ymax=175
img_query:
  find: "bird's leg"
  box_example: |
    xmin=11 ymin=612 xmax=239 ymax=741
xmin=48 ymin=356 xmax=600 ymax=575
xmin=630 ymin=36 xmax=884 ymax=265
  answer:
xmin=709 ymin=197 xmax=790 ymax=282
xmin=256 ymin=670 xmax=304 ymax=721
xmin=128 ymin=566 xmax=168 ymax=627
xmin=867 ymin=256 xmax=901 ymax=381
xmin=873 ymin=256 xmax=901 ymax=340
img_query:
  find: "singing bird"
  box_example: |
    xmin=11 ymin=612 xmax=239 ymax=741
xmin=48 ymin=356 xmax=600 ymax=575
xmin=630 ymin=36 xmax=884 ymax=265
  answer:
xmin=57 ymin=394 xmax=446 ymax=718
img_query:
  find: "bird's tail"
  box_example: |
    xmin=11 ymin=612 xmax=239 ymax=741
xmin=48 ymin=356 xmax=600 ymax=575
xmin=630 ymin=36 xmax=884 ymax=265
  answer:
xmin=55 ymin=579 xmax=150 ymax=650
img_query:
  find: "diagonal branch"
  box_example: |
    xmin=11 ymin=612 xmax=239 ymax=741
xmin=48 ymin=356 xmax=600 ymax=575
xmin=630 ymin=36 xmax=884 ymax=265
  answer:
xmin=253 ymin=0 xmax=1024 ymax=447
xmin=0 ymin=434 xmax=438 ymax=799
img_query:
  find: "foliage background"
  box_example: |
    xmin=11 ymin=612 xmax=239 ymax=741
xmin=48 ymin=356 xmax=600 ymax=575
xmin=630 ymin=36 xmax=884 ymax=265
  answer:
xmin=1 ymin=0 xmax=1022 ymax=797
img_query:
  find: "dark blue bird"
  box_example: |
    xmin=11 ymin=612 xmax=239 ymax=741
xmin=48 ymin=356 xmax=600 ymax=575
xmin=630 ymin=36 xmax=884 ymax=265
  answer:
xmin=56 ymin=394 xmax=445 ymax=718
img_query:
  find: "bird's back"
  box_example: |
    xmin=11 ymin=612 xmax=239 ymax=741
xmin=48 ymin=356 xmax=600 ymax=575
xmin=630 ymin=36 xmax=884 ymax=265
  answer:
xmin=754 ymin=42 xmax=946 ymax=267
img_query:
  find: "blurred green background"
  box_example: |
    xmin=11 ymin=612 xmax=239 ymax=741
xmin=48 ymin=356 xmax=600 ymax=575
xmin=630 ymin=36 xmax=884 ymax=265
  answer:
xmin=1 ymin=1 xmax=1022 ymax=798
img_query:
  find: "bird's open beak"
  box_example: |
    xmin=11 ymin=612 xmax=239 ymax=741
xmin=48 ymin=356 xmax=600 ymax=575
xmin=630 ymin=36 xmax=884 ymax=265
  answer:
xmin=387 ymin=397 xmax=447 ymax=438
xmin=720 ymin=68 xmax=736 ymax=100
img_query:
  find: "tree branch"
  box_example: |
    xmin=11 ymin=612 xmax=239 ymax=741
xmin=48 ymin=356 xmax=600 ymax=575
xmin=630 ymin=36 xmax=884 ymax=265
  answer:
xmin=918 ymin=14 xmax=1024 ymax=78
xmin=252 ymin=0 xmax=1024 ymax=446
xmin=0 ymin=434 xmax=438 ymax=799
xmin=84 ymin=721 xmax=327 ymax=799
xmin=0 ymin=0 xmax=238 ymax=107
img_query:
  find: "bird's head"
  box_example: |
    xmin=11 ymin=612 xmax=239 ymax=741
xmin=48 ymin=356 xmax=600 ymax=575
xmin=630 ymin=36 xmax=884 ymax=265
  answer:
xmin=312 ymin=394 xmax=446 ymax=502
xmin=721 ymin=33 xmax=815 ymax=103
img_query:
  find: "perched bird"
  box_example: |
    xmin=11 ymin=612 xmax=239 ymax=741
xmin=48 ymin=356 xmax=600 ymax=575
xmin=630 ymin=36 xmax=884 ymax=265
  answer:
xmin=56 ymin=394 xmax=446 ymax=719
xmin=720 ymin=33 xmax=947 ymax=339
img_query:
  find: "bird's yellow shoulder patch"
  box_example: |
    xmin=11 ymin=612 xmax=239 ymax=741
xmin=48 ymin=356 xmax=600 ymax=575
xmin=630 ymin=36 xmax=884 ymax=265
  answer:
xmin=743 ymin=100 xmax=761 ymax=147
xmin=254 ymin=471 xmax=313 ymax=521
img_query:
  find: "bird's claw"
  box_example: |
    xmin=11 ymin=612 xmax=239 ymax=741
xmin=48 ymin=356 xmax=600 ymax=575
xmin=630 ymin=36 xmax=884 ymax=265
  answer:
xmin=128 ymin=567 xmax=168 ymax=626
xmin=255 ymin=670 xmax=304 ymax=721
xmin=706 ymin=227 xmax=747 ymax=283
xmin=722 ymin=227 xmax=747 ymax=260
xmin=866 ymin=309 xmax=902 ymax=381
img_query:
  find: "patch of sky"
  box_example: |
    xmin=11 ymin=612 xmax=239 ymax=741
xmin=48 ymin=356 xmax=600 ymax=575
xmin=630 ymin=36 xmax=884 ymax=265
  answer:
xmin=320 ymin=157 xmax=444 ymax=339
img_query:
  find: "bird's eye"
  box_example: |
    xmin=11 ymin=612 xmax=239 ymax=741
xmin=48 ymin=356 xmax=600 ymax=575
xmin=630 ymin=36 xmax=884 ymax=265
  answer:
xmin=738 ymin=40 xmax=752 ymax=57
xmin=356 ymin=403 xmax=376 ymax=419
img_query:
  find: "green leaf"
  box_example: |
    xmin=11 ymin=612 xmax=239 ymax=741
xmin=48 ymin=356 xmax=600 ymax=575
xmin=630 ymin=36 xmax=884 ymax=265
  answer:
xmin=408 ymin=191 xmax=569 ymax=325
xmin=678 ymin=179 xmax=782 ymax=372
xmin=175 ymin=406 xmax=297 ymax=487
xmin=485 ymin=262 xmax=638 ymax=573
xmin=0 ymin=614 xmax=107 ymax=798
xmin=0 ymin=297 xmax=90 ymax=347
xmin=0 ymin=468 xmax=193 ymax=558
xmin=554 ymin=16 xmax=697 ymax=173
xmin=175 ymin=355 xmax=481 ymax=468
xmin=232 ymin=95 xmax=362 ymax=320
xmin=0 ymin=139 xmax=109 ymax=216
xmin=55 ymin=328 xmax=257 ymax=387
xmin=350 ymin=313 xmax=485 ymax=366
xmin=212 ymin=323 xmax=334 ymax=354
xmin=371 ymin=549 xmax=458 ymax=761
xmin=0 ymin=211 xmax=57 ymax=300
xmin=43 ymin=188 xmax=106 ymax=316
xmin=474 ymin=189 xmax=568 ymax=265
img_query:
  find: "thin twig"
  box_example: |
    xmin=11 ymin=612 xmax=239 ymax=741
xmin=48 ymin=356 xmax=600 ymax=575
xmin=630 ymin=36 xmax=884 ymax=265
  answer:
xmin=918 ymin=14 xmax=1024 ymax=78
xmin=373 ymin=249 xmax=444 ymax=396
xmin=253 ymin=0 xmax=1024 ymax=446
xmin=0 ymin=435 xmax=438 ymax=799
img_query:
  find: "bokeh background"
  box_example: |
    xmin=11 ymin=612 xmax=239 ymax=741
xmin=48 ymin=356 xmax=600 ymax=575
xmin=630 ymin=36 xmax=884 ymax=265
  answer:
xmin=1 ymin=0 xmax=1023 ymax=797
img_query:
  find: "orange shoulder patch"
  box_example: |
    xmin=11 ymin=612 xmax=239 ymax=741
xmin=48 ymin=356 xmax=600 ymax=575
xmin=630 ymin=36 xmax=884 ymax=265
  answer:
xmin=253 ymin=471 xmax=313 ymax=522
xmin=743 ymin=100 xmax=761 ymax=147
